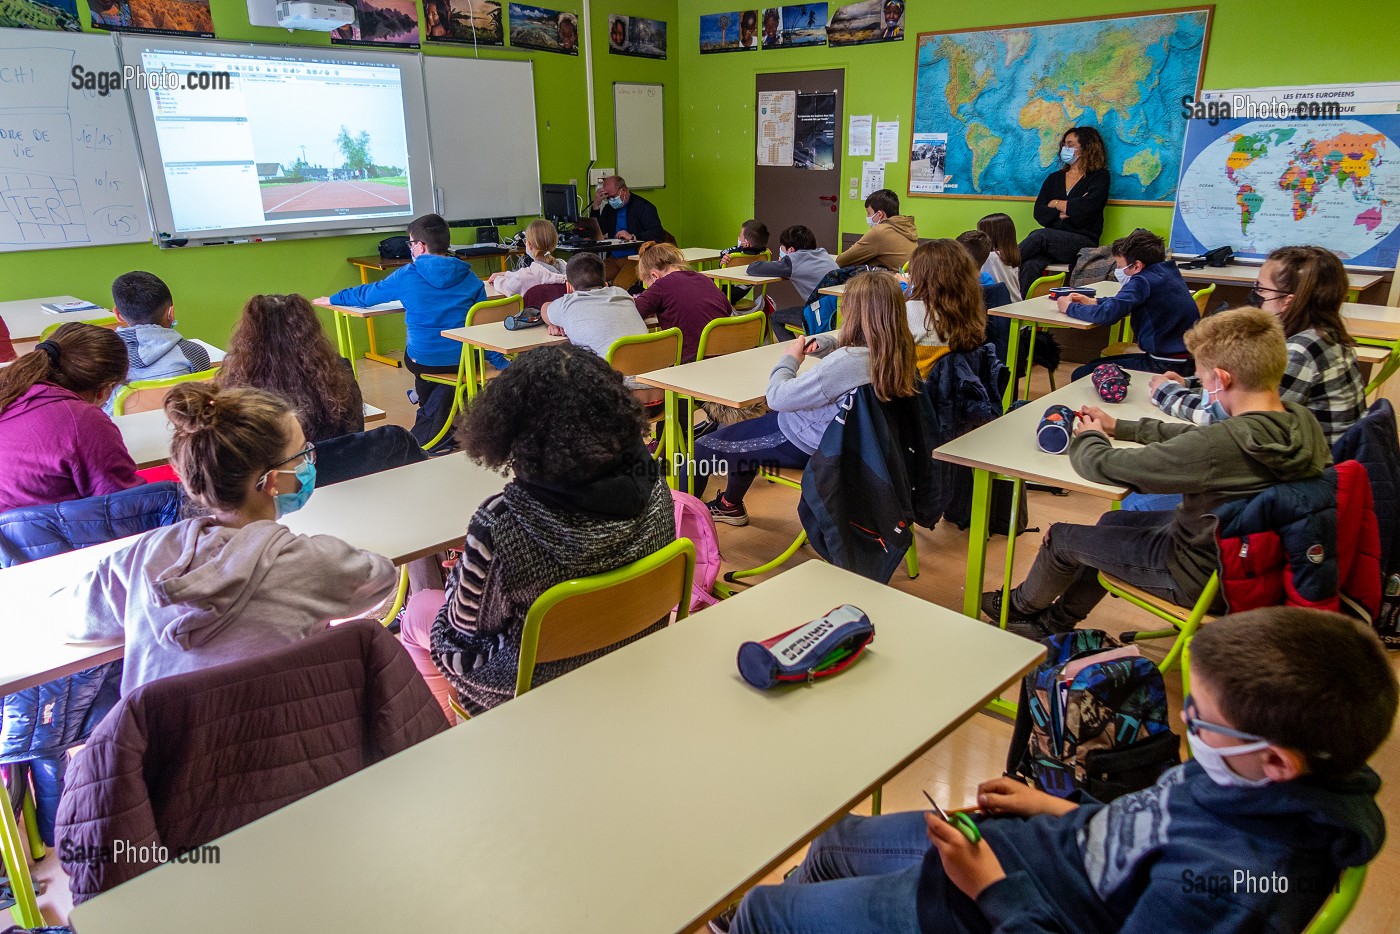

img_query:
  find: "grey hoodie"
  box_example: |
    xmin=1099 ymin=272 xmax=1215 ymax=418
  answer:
xmin=767 ymin=335 xmax=873 ymax=454
xmin=67 ymin=516 xmax=397 ymax=693
xmin=746 ymin=248 xmax=839 ymax=303
xmin=104 ymin=325 xmax=212 ymax=415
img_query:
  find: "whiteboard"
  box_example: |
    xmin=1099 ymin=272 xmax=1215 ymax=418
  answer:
xmin=614 ymin=82 xmax=664 ymax=189
xmin=423 ymin=57 xmax=540 ymax=222
xmin=0 ymin=29 xmax=152 ymax=252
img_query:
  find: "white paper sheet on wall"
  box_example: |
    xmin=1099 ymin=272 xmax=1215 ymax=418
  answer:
xmin=875 ymin=120 xmax=900 ymax=164
xmin=860 ymin=162 xmax=885 ymax=199
xmin=848 ymin=115 xmax=872 ymax=157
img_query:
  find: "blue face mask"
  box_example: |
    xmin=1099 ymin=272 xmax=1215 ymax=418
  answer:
xmin=262 ymin=459 xmax=316 ymax=519
xmin=1060 ymin=145 xmax=1078 ymax=165
xmin=1201 ymin=385 xmax=1229 ymax=422
xmin=607 ymin=195 xmax=625 ymax=209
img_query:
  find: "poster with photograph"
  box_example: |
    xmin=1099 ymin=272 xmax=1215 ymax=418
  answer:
xmin=509 ymin=3 xmax=579 ymax=54
xmin=3 ymin=0 xmax=80 ymax=31
xmin=699 ymin=10 xmax=759 ymax=53
xmin=909 ymin=132 xmax=948 ymax=193
xmin=332 ymin=0 xmax=420 ymax=47
xmin=794 ymin=92 xmax=836 ymax=170
xmin=826 ymin=0 xmax=903 ymax=47
xmin=426 ymin=0 xmax=504 ymax=45
xmin=89 ymin=0 xmax=213 ymax=38
xmin=760 ymin=4 xmax=826 ymax=48
xmin=608 ymin=13 xmax=667 ymax=59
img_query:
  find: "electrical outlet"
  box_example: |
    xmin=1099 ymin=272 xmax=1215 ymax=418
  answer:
xmin=589 ymin=167 xmax=615 ymax=186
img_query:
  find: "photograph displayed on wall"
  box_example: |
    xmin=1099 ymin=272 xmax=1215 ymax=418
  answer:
xmin=426 ymin=0 xmax=504 ymax=45
xmin=759 ymin=4 xmax=827 ymax=48
xmin=609 ymin=13 xmax=667 ymax=59
xmin=89 ymin=0 xmax=214 ymax=38
xmin=794 ymin=92 xmax=837 ymax=170
xmin=2 ymin=0 xmax=81 ymax=31
xmin=332 ymin=0 xmax=421 ymax=47
xmin=509 ymin=3 xmax=579 ymax=54
xmin=910 ymin=6 xmax=1211 ymax=203
xmin=699 ymin=10 xmax=759 ymax=53
xmin=826 ymin=0 xmax=902 ymax=47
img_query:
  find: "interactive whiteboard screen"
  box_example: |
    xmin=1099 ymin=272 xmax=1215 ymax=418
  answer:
xmin=120 ymin=37 xmax=432 ymax=244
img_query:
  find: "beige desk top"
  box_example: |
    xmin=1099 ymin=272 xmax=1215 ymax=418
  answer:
xmin=1342 ymin=302 xmax=1400 ymax=341
xmin=933 ymin=377 xmax=1185 ymax=497
xmin=636 ymin=336 xmax=819 ymax=408
xmin=117 ymin=404 xmax=386 ymax=469
xmin=1 ymin=296 xmax=112 ymax=341
xmin=70 ymin=560 xmax=1042 ymax=934
xmin=986 ymin=280 xmax=1124 ymax=329
xmin=1175 ymin=262 xmax=1382 ymax=292
xmin=0 ymin=454 xmax=502 ymax=695
xmin=701 ymin=267 xmax=784 ymax=286
xmin=441 ymin=320 xmax=569 ymax=354
xmin=1356 ymin=344 xmax=1390 ymax=365
xmin=628 ymin=246 xmax=726 ymax=265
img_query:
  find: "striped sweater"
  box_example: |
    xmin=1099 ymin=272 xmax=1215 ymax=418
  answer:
xmin=428 ymin=477 xmax=675 ymax=714
xmin=1150 ymin=328 xmax=1366 ymax=446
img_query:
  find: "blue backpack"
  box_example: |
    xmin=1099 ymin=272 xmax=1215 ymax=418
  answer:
xmin=802 ymin=265 xmax=876 ymax=334
xmin=1006 ymin=630 xmax=1180 ymax=801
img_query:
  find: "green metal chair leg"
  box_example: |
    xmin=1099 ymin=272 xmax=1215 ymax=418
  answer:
xmin=723 ymin=530 xmax=809 ymax=586
xmin=871 ymin=787 xmax=882 ymax=816
xmin=379 ymin=566 xmax=410 ymax=627
xmin=962 ymin=469 xmax=993 ymax=618
xmin=20 ymin=786 xmax=42 ymax=861
xmin=0 ymin=786 xmax=43 ymax=927
xmin=1001 ymin=322 xmax=1023 ymax=411
xmin=997 ymin=477 xmax=1025 ymax=630
xmin=904 ymin=535 xmax=919 ymax=580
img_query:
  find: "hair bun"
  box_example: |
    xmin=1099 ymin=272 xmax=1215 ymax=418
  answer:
xmin=164 ymin=381 xmax=221 ymax=433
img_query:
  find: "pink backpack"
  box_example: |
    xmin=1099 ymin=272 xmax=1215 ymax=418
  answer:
xmin=671 ymin=489 xmax=721 ymax=611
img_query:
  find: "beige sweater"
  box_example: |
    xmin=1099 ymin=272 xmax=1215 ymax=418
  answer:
xmin=836 ymin=215 xmax=919 ymax=270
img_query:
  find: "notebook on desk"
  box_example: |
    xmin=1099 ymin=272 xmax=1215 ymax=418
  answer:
xmin=41 ymin=300 xmax=104 ymax=315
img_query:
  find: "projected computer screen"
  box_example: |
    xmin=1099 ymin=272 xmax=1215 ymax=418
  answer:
xmin=120 ymin=38 xmax=433 ymax=243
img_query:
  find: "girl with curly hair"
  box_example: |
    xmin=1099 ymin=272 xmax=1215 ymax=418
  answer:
xmin=217 ymin=294 xmax=364 ymax=443
xmin=397 ymin=343 xmax=675 ymax=718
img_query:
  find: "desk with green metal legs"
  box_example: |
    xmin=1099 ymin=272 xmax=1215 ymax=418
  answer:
xmin=1341 ymin=303 xmax=1400 ymax=396
xmin=987 ymin=280 xmax=1123 ymax=409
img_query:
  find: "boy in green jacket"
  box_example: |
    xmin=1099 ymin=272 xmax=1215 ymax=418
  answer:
xmin=984 ymin=307 xmax=1330 ymax=639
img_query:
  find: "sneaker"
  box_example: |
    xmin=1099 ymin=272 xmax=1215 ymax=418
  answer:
xmin=980 ymin=590 xmax=1050 ymax=641
xmin=406 ymin=389 xmax=419 ymax=405
xmin=708 ymin=906 xmax=736 ymax=934
xmin=707 ymin=494 xmax=749 ymax=527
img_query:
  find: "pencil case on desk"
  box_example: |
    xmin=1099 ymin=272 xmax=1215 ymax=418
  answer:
xmin=737 ymin=604 xmax=874 ymax=689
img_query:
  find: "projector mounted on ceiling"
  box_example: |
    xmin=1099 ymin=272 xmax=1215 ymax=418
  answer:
xmin=247 ymin=0 xmax=355 ymax=31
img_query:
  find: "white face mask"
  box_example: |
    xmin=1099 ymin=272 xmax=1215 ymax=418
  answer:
xmin=1188 ymin=732 xmax=1273 ymax=788
xmin=866 ymin=213 xmax=880 ymax=229
xmin=1060 ymin=145 xmax=1078 ymax=165
xmin=1113 ymin=266 xmax=1130 ymax=284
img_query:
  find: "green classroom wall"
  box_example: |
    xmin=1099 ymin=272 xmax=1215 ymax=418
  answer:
xmin=674 ymin=0 xmax=1400 ymax=255
xmin=0 ymin=0 xmax=680 ymax=350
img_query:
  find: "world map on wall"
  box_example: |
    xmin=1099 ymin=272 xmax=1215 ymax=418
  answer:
xmin=1172 ymin=119 xmax=1400 ymax=269
xmin=911 ymin=9 xmax=1210 ymax=202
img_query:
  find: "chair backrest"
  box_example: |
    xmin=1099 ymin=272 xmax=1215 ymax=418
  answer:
xmin=1192 ymin=283 xmax=1216 ymax=317
xmin=1303 ymin=864 xmax=1367 ymax=934
xmin=466 ymin=294 xmax=523 ymax=326
xmin=724 ymin=249 xmax=769 ymax=268
xmin=111 ymin=368 xmax=219 ymax=416
xmin=41 ymin=316 xmax=119 ymax=341
xmin=522 ymin=282 xmax=567 ymax=310
xmin=607 ymin=327 xmax=682 ymax=377
xmin=697 ymin=310 xmax=765 ymax=360
xmin=1026 ymin=271 xmax=1065 ymax=299
xmin=517 ymin=538 xmax=696 ymax=695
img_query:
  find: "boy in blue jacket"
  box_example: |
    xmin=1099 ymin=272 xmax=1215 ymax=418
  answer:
xmin=1060 ymin=229 xmax=1200 ymax=380
xmin=316 ymin=213 xmax=485 ymax=448
xmin=717 ymin=607 xmax=1394 ymax=934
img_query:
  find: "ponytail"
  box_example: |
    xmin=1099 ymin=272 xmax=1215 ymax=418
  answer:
xmin=0 ymin=322 xmax=127 ymax=414
xmin=166 ymin=382 xmax=293 ymax=511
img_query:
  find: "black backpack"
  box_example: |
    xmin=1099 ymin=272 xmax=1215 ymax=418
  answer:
xmin=378 ymin=235 xmax=412 ymax=260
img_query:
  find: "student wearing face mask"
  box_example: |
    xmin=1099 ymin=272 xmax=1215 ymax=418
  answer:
xmin=748 ymin=224 xmax=838 ymax=340
xmin=589 ymin=175 xmax=667 ymax=284
xmin=983 ymin=308 xmax=1328 ymax=641
xmin=715 ymin=606 xmax=1394 ymax=934
xmin=835 ymin=188 xmax=919 ymax=272
xmin=1017 ymin=126 xmax=1111 ymax=296
xmin=0 ymin=322 xmax=142 ymax=513
xmin=65 ymin=382 xmax=397 ymax=695
xmin=1058 ymin=229 xmax=1199 ymax=380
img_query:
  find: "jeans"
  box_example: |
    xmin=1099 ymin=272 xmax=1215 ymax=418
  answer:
xmin=1070 ymin=352 xmax=1190 ymax=382
xmin=404 ymin=354 xmax=459 ymax=446
xmin=770 ymin=304 xmax=807 ymax=341
xmin=732 ymin=813 xmax=927 ymax=934
xmin=1122 ymin=492 xmax=1184 ymax=512
xmin=1017 ymin=228 xmax=1094 ymax=296
xmin=689 ymin=410 xmax=810 ymax=503
xmin=1011 ymin=509 xmax=1199 ymax=620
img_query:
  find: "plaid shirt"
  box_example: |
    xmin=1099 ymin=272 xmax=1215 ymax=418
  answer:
xmin=1150 ymin=328 xmax=1366 ymax=445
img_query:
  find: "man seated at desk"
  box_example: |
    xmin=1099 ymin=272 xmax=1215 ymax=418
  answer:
xmin=590 ymin=175 xmax=666 ymax=288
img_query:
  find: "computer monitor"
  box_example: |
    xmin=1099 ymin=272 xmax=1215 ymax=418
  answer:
xmin=541 ymin=183 xmax=579 ymax=223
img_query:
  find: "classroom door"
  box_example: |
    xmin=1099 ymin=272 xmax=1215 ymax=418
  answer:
xmin=755 ymin=70 xmax=844 ymax=285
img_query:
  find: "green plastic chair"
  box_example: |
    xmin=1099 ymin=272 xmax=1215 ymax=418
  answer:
xmin=1025 ymin=271 xmax=1064 ymax=299
xmin=448 ymin=538 xmax=696 ymax=721
xmin=1304 ymin=864 xmax=1368 ymax=934
xmin=419 ymin=294 xmax=523 ymax=450
xmin=722 ymin=249 xmax=771 ymax=311
xmin=110 ymin=368 xmax=220 ymax=416
xmin=40 ymin=316 xmax=118 ymax=340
